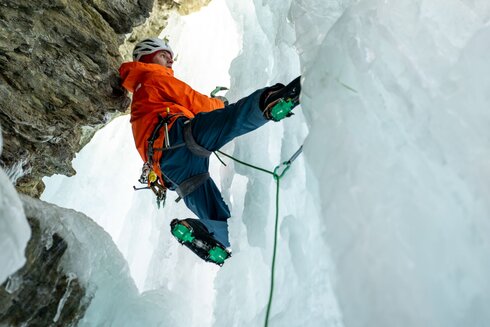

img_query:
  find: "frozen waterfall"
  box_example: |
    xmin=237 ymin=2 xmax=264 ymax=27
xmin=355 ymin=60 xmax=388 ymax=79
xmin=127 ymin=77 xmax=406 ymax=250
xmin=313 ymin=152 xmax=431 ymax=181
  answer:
xmin=38 ymin=0 xmax=490 ymax=326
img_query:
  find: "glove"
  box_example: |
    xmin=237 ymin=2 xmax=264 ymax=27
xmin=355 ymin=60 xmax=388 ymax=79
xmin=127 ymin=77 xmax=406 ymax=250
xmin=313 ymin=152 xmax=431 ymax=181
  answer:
xmin=215 ymin=95 xmax=229 ymax=106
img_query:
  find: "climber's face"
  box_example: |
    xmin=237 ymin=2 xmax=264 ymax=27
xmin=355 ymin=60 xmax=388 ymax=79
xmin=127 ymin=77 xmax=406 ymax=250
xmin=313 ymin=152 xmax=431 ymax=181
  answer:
xmin=152 ymin=50 xmax=173 ymax=68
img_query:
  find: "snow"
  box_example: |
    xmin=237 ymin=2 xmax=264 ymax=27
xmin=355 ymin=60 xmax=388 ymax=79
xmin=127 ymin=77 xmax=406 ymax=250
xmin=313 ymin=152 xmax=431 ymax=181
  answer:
xmin=0 ymin=126 xmax=31 ymax=285
xmin=39 ymin=0 xmax=490 ymax=326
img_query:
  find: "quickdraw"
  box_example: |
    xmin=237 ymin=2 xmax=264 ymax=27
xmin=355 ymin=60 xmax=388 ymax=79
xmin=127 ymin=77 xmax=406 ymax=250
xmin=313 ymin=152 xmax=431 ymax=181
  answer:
xmin=133 ymin=163 xmax=167 ymax=209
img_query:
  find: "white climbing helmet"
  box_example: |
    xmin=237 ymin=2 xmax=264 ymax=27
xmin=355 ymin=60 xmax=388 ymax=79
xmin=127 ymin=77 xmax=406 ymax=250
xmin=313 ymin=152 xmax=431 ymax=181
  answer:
xmin=132 ymin=37 xmax=174 ymax=62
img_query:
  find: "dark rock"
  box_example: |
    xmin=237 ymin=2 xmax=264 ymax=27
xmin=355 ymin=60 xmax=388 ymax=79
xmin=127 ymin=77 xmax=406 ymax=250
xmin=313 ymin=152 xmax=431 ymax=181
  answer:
xmin=0 ymin=0 xmax=213 ymax=197
xmin=0 ymin=0 xmax=146 ymax=197
xmin=88 ymin=0 xmax=155 ymax=34
xmin=0 ymin=0 xmax=217 ymax=325
xmin=0 ymin=218 xmax=88 ymax=326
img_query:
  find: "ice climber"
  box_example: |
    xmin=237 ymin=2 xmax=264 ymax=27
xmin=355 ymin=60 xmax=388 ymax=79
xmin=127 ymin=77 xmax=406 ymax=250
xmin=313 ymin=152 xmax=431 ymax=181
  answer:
xmin=119 ymin=37 xmax=301 ymax=265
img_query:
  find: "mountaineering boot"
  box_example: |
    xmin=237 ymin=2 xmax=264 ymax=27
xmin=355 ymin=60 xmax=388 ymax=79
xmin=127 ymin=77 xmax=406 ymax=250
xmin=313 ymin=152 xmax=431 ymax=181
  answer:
xmin=170 ymin=218 xmax=231 ymax=266
xmin=260 ymin=76 xmax=302 ymax=121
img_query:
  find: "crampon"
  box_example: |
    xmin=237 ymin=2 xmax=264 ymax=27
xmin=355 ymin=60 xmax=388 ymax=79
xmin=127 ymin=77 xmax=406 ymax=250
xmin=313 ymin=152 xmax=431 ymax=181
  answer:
xmin=263 ymin=76 xmax=301 ymax=121
xmin=170 ymin=218 xmax=231 ymax=266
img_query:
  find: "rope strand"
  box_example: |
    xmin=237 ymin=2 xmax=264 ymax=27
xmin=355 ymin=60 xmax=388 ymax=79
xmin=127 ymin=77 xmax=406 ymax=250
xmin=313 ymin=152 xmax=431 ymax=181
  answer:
xmin=264 ymin=176 xmax=280 ymax=327
xmin=215 ymin=146 xmax=303 ymax=327
xmin=216 ymin=150 xmax=275 ymax=176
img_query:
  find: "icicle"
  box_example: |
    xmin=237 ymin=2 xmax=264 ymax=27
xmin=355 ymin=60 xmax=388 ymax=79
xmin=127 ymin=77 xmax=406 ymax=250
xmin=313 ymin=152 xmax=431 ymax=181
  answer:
xmin=53 ymin=273 xmax=77 ymax=323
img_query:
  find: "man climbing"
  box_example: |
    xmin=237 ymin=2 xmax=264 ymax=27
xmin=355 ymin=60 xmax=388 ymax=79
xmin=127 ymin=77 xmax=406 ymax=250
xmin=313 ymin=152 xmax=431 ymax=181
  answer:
xmin=119 ymin=37 xmax=301 ymax=265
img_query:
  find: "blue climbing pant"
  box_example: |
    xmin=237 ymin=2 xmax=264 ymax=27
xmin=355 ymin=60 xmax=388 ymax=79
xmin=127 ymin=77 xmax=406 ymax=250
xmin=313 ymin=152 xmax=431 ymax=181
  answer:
xmin=160 ymin=88 xmax=268 ymax=247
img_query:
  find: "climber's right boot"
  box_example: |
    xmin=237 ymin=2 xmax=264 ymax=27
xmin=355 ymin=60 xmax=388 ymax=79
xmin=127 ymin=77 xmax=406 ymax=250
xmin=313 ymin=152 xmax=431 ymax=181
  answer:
xmin=260 ymin=76 xmax=302 ymax=121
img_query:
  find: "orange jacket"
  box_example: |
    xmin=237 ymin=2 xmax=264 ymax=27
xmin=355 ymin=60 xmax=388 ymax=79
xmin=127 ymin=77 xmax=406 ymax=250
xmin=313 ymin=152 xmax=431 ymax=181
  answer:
xmin=119 ymin=62 xmax=224 ymax=177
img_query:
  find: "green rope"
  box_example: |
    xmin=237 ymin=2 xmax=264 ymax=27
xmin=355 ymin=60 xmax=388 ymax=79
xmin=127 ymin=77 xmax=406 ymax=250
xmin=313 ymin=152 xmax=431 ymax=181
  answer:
xmin=216 ymin=150 xmax=275 ymax=176
xmin=215 ymin=147 xmax=303 ymax=327
xmin=264 ymin=175 xmax=280 ymax=327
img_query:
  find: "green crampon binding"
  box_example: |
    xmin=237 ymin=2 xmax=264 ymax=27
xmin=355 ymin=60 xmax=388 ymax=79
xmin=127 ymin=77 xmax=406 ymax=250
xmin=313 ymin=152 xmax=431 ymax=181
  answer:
xmin=171 ymin=224 xmax=195 ymax=243
xmin=171 ymin=220 xmax=231 ymax=265
xmin=270 ymin=99 xmax=295 ymax=121
xmin=208 ymin=246 xmax=228 ymax=265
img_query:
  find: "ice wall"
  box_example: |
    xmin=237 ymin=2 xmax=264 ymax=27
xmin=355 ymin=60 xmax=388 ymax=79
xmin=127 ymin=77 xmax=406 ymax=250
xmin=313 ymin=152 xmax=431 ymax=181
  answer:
xmin=292 ymin=0 xmax=490 ymax=326
xmin=19 ymin=194 xmax=193 ymax=326
xmin=0 ymin=126 xmax=31 ymax=284
xmin=40 ymin=0 xmax=490 ymax=326
xmin=212 ymin=0 xmax=341 ymax=326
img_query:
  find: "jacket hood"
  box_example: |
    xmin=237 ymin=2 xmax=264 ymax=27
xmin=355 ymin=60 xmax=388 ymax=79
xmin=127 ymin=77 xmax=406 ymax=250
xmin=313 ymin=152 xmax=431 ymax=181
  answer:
xmin=119 ymin=62 xmax=174 ymax=93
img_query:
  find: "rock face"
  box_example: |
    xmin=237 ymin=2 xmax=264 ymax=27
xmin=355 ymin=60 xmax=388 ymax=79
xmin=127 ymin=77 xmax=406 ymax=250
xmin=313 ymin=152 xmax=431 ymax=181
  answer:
xmin=0 ymin=218 xmax=87 ymax=327
xmin=0 ymin=0 xmax=153 ymax=197
xmin=0 ymin=0 xmax=214 ymax=198
xmin=0 ymin=0 xmax=215 ymax=325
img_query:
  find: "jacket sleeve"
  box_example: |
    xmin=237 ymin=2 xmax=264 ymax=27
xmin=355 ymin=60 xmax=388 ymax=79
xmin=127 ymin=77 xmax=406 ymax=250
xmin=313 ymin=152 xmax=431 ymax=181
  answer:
xmin=152 ymin=74 xmax=224 ymax=114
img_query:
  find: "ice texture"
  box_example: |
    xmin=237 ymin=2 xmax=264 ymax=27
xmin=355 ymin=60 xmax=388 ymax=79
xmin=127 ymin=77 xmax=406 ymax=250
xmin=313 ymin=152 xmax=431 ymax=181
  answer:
xmin=0 ymin=126 xmax=31 ymax=284
xmin=19 ymin=194 xmax=193 ymax=326
xmin=41 ymin=0 xmax=490 ymax=326
xmin=293 ymin=0 xmax=490 ymax=326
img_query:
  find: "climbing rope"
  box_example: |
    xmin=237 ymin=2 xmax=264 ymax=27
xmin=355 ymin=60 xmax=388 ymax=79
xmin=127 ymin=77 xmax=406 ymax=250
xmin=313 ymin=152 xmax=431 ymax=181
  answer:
xmin=215 ymin=145 xmax=303 ymax=327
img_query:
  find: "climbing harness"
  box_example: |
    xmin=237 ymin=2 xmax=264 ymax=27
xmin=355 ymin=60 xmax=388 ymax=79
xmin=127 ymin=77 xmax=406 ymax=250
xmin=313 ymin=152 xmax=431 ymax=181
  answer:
xmin=133 ymin=108 xmax=184 ymax=208
xmin=215 ymin=145 xmax=303 ymax=327
xmin=169 ymin=120 xmax=213 ymax=202
xmin=133 ymin=113 xmax=216 ymax=207
xmin=133 ymin=162 xmax=168 ymax=208
xmin=183 ymin=120 xmax=212 ymax=157
xmin=174 ymin=172 xmax=210 ymax=202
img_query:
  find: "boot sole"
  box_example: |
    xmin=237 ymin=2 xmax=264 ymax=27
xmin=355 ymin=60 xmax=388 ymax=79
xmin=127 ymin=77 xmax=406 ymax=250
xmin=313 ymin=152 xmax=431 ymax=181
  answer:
xmin=170 ymin=219 xmax=231 ymax=266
